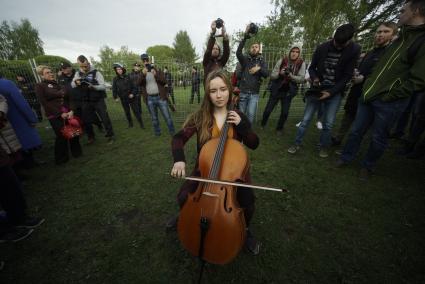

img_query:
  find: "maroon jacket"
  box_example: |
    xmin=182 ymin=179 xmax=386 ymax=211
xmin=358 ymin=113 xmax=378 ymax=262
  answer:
xmin=35 ymin=80 xmax=69 ymax=118
xmin=202 ymin=35 xmax=230 ymax=82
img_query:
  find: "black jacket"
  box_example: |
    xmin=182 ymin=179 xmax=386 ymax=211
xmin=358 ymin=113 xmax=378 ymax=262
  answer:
xmin=236 ymin=38 xmax=269 ymax=94
xmin=112 ymin=74 xmax=137 ymax=100
xmin=58 ymin=70 xmax=84 ymax=102
xmin=309 ymin=40 xmax=361 ymax=96
xmin=129 ymin=71 xmax=142 ymax=95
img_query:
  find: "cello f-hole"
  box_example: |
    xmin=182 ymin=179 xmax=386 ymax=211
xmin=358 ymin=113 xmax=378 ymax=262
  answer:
xmin=222 ymin=186 xmax=233 ymax=213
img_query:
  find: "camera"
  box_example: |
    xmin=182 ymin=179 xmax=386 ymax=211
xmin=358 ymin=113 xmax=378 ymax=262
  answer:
xmin=145 ymin=63 xmax=153 ymax=72
xmin=248 ymin=23 xmax=258 ymax=35
xmin=215 ymin=18 xmax=224 ymax=29
xmin=79 ymin=78 xmax=91 ymax=86
xmin=283 ymin=68 xmax=291 ymax=76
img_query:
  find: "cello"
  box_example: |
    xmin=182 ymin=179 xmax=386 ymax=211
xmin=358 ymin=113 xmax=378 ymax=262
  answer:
xmin=177 ymin=112 xmax=248 ymax=265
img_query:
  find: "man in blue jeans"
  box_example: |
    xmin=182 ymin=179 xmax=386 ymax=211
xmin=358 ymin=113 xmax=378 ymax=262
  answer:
xmin=338 ymin=0 xmax=425 ymax=180
xmin=288 ymin=24 xmax=360 ymax=158
xmin=139 ymin=53 xmax=175 ymax=136
xmin=236 ymin=24 xmax=269 ymax=124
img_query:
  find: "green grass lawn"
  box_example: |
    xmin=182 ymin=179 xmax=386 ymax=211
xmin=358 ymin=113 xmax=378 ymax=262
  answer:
xmin=1 ymin=88 xmax=424 ymax=283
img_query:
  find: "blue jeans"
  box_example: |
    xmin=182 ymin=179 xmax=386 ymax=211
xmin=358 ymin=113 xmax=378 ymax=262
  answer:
xmin=341 ymin=98 xmax=410 ymax=170
xmin=294 ymin=94 xmax=342 ymax=147
xmin=239 ymin=92 xmax=259 ymax=124
xmin=147 ymin=95 xmax=175 ymax=136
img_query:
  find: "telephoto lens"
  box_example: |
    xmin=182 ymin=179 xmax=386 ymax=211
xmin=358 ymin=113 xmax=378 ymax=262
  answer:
xmin=215 ymin=18 xmax=224 ymax=29
xmin=248 ymin=23 xmax=258 ymax=35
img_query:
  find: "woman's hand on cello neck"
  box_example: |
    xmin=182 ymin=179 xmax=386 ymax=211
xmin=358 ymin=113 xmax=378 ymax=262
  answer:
xmin=226 ymin=111 xmax=241 ymax=126
xmin=171 ymin=161 xmax=186 ymax=178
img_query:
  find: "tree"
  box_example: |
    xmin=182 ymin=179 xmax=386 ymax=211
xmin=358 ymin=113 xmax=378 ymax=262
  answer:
xmin=0 ymin=18 xmax=44 ymax=60
xmin=146 ymin=45 xmax=175 ymax=64
xmin=340 ymin=0 xmax=403 ymax=34
xmin=172 ymin=30 xmax=198 ymax=65
xmin=271 ymin=0 xmax=404 ymax=51
xmin=91 ymin=45 xmax=139 ymax=82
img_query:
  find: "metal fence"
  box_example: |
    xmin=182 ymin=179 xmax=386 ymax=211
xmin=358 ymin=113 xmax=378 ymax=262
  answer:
xmin=1 ymin=40 xmax=374 ymax=126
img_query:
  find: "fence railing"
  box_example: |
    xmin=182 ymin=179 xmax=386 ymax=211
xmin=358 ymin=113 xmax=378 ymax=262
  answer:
xmin=1 ymin=41 xmax=373 ymax=125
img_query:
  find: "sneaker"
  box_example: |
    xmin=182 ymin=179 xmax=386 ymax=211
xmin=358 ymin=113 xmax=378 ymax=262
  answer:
xmin=15 ymin=217 xmax=45 ymax=229
xmin=316 ymin=121 xmax=323 ymax=130
xmin=319 ymin=149 xmax=329 ymax=158
xmin=0 ymin=227 xmax=34 ymax=243
xmin=358 ymin=168 xmax=371 ymax=181
xmin=165 ymin=215 xmax=178 ymax=231
xmin=107 ymin=136 xmax=115 ymax=144
xmin=287 ymin=145 xmax=300 ymax=154
xmin=244 ymin=229 xmax=261 ymax=255
xmin=295 ymin=122 xmax=301 ymax=127
xmin=334 ymin=149 xmax=342 ymax=155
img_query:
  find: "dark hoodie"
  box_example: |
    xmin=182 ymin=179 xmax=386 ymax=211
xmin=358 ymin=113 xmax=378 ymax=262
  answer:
xmin=112 ymin=68 xmax=137 ymax=100
xmin=236 ymin=37 xmax=269 ymax=94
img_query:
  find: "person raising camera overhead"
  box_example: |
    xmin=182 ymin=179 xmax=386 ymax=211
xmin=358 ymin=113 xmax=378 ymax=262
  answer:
xmin=236 ymin=23 xmax=269 ymax=124
xmin=261 ymin=46 xmax=306 ymax=133
xmin=202 ymin=19 xmax=230 ymax=82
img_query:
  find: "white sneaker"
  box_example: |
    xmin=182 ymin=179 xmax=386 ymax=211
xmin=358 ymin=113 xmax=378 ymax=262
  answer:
xmin=316 ymin=121 xmax=323 ymax=130
xmin=295 ymin=122 xmax=301 ymax=127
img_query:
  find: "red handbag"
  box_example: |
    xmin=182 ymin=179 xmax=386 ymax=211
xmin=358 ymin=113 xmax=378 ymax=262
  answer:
xmin=60 ymin=117 xmax=83 ymax=139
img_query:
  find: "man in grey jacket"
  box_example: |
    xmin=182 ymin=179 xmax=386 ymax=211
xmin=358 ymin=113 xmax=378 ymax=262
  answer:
xmin=236 ymin=24 xmax=269 ymax=124
xmin=72 ymin=55 xmax=115 ymax=144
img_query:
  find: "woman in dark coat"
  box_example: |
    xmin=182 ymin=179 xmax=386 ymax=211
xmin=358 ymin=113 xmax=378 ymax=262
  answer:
xmin=35 ymin=65 xmax=82 ymax=165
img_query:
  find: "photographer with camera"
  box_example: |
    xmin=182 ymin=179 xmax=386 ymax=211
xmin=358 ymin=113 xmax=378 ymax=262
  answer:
xmin=139 ymin=53 xmax=175 ymax=136
xmin=112 ymin=63 xmax=144 ymax=129
xmin=58 ymin=62 xmax=104 ymax=133
xmin=202 ymin=19 xmax=230 ymax=82
xmin=287 ymin=24 xmax=360 ymax=158
xmin=236 ymin=23 xmax=269 ymax=124
xmin=261 ymin=46 xmax=306 ymax=133
xmin=72 ymin=55 xmax=115 ymax=144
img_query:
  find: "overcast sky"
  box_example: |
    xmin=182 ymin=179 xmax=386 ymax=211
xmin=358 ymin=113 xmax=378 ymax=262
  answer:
xmin=1 ymin=0 xmax=275 ymax=62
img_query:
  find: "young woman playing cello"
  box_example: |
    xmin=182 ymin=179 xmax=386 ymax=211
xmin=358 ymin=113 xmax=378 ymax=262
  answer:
xmin=170 ymin=70 xmax=260 ymax=255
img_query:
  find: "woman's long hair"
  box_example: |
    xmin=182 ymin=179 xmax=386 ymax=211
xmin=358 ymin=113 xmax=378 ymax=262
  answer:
xmin=183 ymin=69 xmax=233 ymax=146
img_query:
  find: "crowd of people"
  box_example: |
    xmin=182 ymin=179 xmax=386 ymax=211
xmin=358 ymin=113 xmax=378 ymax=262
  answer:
xmin=1 ymin=0 xmax=424 ymax=263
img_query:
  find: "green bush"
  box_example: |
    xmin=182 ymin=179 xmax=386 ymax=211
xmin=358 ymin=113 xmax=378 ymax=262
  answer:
xmin=0 ymin=55 xmax=71 ymax=83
